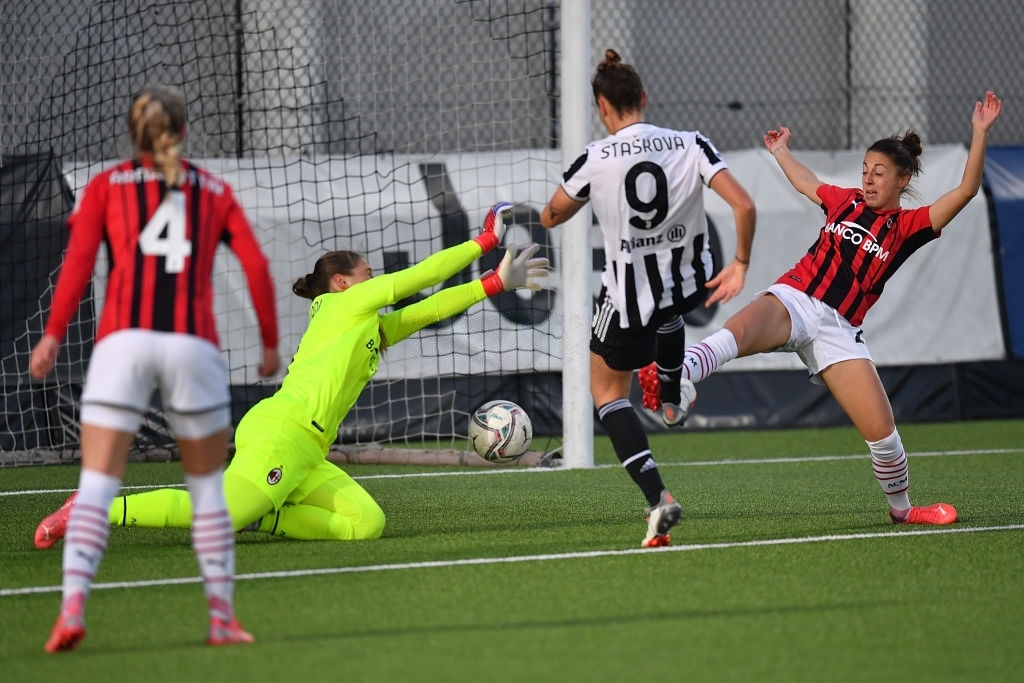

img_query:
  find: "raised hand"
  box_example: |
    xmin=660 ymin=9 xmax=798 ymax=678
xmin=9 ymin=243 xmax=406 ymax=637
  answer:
xmin=480 ymin=243 xmax=550 ymax=296
xmin=763 ymin=126 xmax=792 ymax=155
xmin=474 ymin=202 xmax=514 ymax=253
xmin=973 ymin=91 xmax=1002 ymax=132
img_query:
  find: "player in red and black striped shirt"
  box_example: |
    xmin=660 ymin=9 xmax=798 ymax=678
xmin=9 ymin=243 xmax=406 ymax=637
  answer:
xmin=30 ymin=85 xmax=280 ymax=652
xmin=672 ymin=91 xmax=1003 ymax=527
xmin=45 ymin=159 xmax=279 ymax=346
xmin=777 ymin=182 xmax=936 ymax=329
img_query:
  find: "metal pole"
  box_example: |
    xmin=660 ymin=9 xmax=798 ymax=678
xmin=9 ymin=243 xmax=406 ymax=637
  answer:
xmin=558 ymin=0 xmax=593 ymax=469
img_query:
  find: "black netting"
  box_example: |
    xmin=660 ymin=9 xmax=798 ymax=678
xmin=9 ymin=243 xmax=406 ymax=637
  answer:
xmin=587 ymin=0 xmax=1024 ymax=150
xmin=5 ymin=1 xmax=1023 ymax=158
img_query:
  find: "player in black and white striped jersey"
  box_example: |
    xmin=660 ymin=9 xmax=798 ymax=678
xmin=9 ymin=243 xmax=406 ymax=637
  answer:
xmin=541 ymin=49 xmax=756 ymax=547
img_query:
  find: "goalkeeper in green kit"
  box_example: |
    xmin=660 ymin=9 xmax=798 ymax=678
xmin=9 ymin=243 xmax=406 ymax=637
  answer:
xmin=36 ymin=203 xmax=548 ymax=544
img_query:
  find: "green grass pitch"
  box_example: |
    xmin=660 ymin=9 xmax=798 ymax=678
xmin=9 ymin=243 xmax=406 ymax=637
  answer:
xmin=2 ymin=419 xmax=1022 ymax=682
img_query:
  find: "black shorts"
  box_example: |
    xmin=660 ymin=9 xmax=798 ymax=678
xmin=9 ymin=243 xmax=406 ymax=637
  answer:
xmin=589 ymin=286 xmax=705 ymax=371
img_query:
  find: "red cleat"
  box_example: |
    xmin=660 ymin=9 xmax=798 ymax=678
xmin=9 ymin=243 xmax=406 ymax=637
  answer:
xmin=642 ymin=534 xmax=673 ymax=548
xmin=642 ymin=491 xmax=683 ymax=548
xmin=207 ymin=617 xmax=254 ymax=646
xmin=44 ymin=612 xmax=86 ymax=653
xmin=891 ymin=502 xmax=958 ymax=525
xmin=638 ymin=363 xmax=695 ymax=427
xmin=638 ymin=363 xmax=662 ymax=411
xmin=35 ymin=492 xmax=78 ymax=550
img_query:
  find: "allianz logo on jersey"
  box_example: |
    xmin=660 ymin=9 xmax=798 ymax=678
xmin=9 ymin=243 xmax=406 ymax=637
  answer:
xmin=823 ymin=221 xmax=890 ymax=260
xmin=619 ymin=224 xmax=687 ymax=252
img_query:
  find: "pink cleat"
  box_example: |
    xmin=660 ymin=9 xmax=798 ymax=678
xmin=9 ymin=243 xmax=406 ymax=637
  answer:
xmin=891 ymin=502 xmax=958 ymax=525
xmin=44 ymin=612 xmax=86 ymax=653
xmin=207 ymin=617 xmax=255 ymax=646
xmin=35 ymin=492 xmax=78 ymax=550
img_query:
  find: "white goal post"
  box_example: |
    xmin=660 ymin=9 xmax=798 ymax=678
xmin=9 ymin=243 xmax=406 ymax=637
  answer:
xmin=557 ymin=0 xmax=595 ymax=469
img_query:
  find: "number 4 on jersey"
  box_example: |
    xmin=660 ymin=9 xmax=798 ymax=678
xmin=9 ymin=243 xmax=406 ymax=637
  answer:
xmin=138 ymin=191 xmax=192 ymax=273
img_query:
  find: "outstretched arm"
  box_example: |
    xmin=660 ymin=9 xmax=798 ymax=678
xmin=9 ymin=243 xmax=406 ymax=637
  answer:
xmin=379 ymin=279 xmax=486 ymax=347
xmin=929 ymin=90 xmax=1002 ymax=232
xmin=380 ymin=244 xmax=549 ymax=346
xmin=764 ymin=126 xmax=823 ymax=204
xmin=362 ymin=203 xmax=515 ymax=313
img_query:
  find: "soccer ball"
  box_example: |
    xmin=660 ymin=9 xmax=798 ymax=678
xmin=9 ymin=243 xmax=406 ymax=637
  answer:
xmin=469 ymin=400 xmax=533 ymax=463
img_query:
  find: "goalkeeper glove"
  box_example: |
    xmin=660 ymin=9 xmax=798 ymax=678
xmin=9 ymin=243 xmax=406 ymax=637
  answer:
xmin=480 ymin=243 xmax=550 ymax=296
xmin=474 ymin=202 xmax=513 ymax=253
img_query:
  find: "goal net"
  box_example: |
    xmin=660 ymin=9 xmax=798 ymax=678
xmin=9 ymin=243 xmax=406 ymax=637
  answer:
xmin=1 ymin=0 xmax=563 ymax=466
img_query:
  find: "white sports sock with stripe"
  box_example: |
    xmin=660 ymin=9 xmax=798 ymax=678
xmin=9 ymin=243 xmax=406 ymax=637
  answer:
xmin=185 ymin=468 xmax=236 ymax=622
xmin=867 ymin=429 xmax=911 ymax=515
xmin=61 ymin=468 xmax=121 ymax=612
xmin=682 ymin=328 xmax=738 ymax=383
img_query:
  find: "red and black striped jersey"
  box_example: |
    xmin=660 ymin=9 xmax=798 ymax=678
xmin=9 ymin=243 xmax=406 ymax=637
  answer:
xmin=775 ymin=184 xmax=939 ymax=326
xmin=45 ymin=158 xmax=279 ymax=348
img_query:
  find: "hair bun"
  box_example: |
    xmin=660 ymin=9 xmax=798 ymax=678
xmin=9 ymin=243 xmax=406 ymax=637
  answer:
xmin=900 ymin=131 xmax=923 ymax=159
xmin=598 ymin=48 xmax=621 ymax=72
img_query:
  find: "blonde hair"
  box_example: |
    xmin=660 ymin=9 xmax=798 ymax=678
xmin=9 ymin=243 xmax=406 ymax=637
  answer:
xmin=128 ymin=85 xmax=187 ymax=188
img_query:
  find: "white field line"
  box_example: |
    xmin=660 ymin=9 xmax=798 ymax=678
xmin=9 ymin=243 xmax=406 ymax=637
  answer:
xmin=2 ymin=523 xmax=1022 ymax=598
xmin=3 ymin=447 xmax=1021 ymax=496
xmin=3 ymin=447 xmax=1021 ymax=598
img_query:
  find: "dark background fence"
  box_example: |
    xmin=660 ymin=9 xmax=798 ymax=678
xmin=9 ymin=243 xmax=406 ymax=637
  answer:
xmin=4 ymin=1 xmax=1024 ymax=161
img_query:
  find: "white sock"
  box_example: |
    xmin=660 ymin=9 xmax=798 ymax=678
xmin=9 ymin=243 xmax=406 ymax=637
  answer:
xmin=61 ymin=469 xmax=121 ymax=612
xmin=682 ymin=329 xmax=738 ymax=383
xmin=868 ymin=429 xmax=911 ymax=514
xmin=185 ymin=468 xmax=236 ymax=622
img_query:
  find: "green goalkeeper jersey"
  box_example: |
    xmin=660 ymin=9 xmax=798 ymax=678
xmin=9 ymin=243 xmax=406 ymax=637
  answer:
xmin=265 ymin=239 xmax=488 ymax=449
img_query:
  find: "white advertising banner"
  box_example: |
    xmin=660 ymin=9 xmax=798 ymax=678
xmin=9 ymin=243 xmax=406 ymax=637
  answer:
xmin=65 ymin=145 xmax=1005 ymax=382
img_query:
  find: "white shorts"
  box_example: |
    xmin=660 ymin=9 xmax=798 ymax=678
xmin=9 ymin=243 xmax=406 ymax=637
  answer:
xmin=763 ymin=283 xmax=873 ymax=385
xmin=80 ymin=329 xmax=231 ymax=439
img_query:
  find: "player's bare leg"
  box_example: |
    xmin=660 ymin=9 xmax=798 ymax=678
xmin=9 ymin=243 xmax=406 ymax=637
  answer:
xmin=822 ymin=360 xmax=956 ymax=525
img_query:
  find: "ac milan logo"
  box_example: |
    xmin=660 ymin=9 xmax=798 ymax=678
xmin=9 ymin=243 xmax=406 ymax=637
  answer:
xmin=267 ymin=467 xmax=283 ymax=485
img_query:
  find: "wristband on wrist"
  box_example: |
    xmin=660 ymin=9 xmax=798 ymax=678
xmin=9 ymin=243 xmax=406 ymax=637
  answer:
xmin=735 ymin=256 xmax=750 ymax=266
xmin=480 ymin=272 xmax=504 ymax=297
xmin=473 ymin=232 xmax=499 ymax=253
